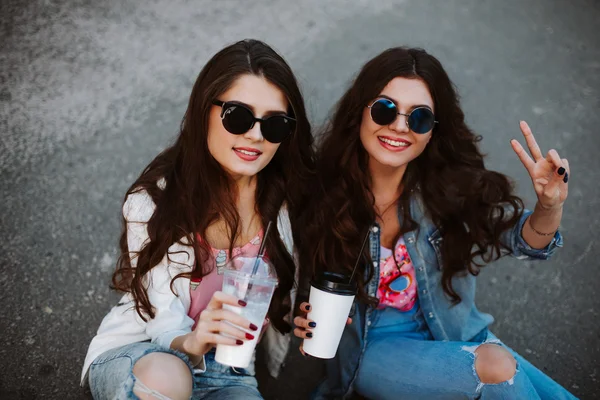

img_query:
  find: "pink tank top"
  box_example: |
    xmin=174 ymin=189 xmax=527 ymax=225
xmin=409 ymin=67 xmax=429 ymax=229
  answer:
xmin=188 ymin=231 xmax=263 ymax=329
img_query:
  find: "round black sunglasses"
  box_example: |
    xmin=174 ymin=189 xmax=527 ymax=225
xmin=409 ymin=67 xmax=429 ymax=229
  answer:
xmin=212 ymin=100 xmax=295 ymax=144
xmin=367 ymin=98 xmax=438 ymax=134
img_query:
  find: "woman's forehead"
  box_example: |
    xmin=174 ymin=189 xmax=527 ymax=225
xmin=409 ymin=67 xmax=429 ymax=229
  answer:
xmin=379 ymin=77 xmax=434 ymax=110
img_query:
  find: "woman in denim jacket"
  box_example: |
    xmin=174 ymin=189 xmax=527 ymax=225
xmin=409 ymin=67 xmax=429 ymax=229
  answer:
xmin=294 ymin=47 xmax=575 ymax=399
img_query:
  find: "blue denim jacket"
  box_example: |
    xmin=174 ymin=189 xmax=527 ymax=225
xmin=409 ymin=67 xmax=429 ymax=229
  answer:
xmin=313 ymin=193 xmax=563 ymax=399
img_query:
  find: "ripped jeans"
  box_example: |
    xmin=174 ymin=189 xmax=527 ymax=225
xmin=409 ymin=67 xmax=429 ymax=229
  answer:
xmin=354 ymin=330 xmax=577 ymax=400
xmin=88 ymin=342 xmax=261 ymax=400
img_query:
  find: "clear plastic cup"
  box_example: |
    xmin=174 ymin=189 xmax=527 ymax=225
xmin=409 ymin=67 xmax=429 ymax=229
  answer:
xmin=214 ymin=255 xmax=278 ymax=368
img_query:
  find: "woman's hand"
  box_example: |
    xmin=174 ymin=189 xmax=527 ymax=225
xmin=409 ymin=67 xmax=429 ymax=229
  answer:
xmin=179 ymin=291 xmax=258 ymax=357
xmin=293 ymin=302 xmax=352 ymax=356
xmin=510 ymin=121 xmax=569 ymax=211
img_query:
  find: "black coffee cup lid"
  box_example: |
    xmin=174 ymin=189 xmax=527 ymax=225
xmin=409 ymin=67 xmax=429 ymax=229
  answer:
xmin=311 ymin=271 xmax=357 ymax=295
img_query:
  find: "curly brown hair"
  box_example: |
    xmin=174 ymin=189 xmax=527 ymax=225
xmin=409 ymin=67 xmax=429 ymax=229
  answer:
xmin=299 ymin=47 xmax=523 ymax=304
xmin=111 ymin=40 xmax=315 ymax=333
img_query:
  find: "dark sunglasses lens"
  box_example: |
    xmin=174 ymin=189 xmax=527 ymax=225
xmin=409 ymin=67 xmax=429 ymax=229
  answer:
xmin=221 ymin=104 xmax=254 ymax=135
xmin=370 ymin=99 xmax=397 ymax=126
xmin=408 ymin=108 xmax=435 ymax=134
xmin=261 ymin=116 xmax=294 ymax=143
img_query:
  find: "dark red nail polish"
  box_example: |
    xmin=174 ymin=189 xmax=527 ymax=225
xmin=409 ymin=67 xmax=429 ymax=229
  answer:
xmin=563 ymin=173 xmax=569 ymax=183
xmin=236 ymin=339 xmax=243 ymax=345
xmin=249 ymin=323 xmax=258 ymax=331
xmin=306 ymin=332 xmax=313 ymax=338
xmin=246 ymin=333 xmax=255 ymax=340
xmin=557 ymin=167 xmax=565 ymax=175
xmin=238 ymin=300 xmax=247 ymax=307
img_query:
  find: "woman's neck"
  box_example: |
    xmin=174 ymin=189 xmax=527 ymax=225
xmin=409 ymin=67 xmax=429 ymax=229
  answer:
xmin=235 ymin=176 xmax=258 ymax=226
xmin=369 ymin=158 xmax=406 ymax=210
xmin=205 ymin=175 xmax=260 ymax=249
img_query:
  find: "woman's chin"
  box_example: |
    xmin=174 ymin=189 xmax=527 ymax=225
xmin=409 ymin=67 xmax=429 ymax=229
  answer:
xmin=223 ymin=164 xmax=265 ymax=180
xmin=369 ymin=153 xmax=412 ymax=170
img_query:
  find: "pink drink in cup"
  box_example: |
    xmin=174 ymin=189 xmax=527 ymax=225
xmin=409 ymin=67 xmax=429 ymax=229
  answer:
xmin=215 ymin=256 xmax=278 ymax=368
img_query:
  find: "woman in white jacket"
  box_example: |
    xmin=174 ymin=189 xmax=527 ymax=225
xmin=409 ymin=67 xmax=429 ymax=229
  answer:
xmin=81 ymin=39 xmax=315 ymax=400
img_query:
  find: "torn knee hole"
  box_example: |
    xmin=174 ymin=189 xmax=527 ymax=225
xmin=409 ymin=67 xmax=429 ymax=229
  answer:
xmin=474 ymin=343 xmax=517 ymax=384
xmin=132 ymin=353 xmax=193 ymax=400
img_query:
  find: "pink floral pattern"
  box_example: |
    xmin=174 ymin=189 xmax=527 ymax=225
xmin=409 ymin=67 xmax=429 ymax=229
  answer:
xmin=377 ymin=237 xmax=418 ymax=311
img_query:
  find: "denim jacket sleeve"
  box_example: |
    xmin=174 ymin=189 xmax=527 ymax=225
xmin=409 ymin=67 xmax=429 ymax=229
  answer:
xmin=501 ymin=209 xmax=563 ymax=260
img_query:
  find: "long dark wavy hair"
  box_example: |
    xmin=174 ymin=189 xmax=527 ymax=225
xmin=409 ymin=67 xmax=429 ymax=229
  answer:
xmin=112 ymin=39 xmax=315 ymax=333
xmin=300 ymin=47 xmax=523 ymax=304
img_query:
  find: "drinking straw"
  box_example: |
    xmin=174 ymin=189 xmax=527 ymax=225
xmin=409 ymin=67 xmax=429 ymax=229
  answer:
xmin=349 ymin=228 xmax=371 ymax=283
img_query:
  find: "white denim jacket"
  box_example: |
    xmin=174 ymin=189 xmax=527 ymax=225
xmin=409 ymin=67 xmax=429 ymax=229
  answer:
xmin=81 ymin=188 xmax=297 ymax=385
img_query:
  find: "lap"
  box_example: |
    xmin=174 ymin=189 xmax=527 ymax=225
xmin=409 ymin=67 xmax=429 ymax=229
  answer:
xmin=194 ymin=385 xmax=262 ymax=400
xmin=192 ymin=350 xmax=262 ymax=400
xmin=356 ymin=334 xmax=482 ymax=399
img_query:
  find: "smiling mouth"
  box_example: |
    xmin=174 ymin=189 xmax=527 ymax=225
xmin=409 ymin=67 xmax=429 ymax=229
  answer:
xmin=378 ymin=136 xmax=411 ymax=148
xmin=234 ymin=148 xmax=262 ymax=156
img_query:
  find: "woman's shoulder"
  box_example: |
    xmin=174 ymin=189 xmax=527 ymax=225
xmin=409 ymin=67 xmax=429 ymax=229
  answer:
xmin=122 ymin=190 xmax=156 ymax=223
xmin=122 ymin=178 xmax=166 ymax=223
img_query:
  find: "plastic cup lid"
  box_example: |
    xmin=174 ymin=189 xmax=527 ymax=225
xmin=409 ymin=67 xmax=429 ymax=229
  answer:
xmin=223 ymin=256 xmax=278 ymax=284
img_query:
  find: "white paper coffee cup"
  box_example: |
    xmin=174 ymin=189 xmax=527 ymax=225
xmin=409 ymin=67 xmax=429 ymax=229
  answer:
xmin=303 ymin=272 xmax=356 ymax=359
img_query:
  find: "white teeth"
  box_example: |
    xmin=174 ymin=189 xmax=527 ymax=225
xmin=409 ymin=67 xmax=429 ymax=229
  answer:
xmin=378 ymin=137 xmax=409 ymax=147
xmin=236 ymin=149 xmax=259 ymax=156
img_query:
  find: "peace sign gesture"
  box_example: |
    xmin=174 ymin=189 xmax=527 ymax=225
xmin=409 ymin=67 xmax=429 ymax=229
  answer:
xmin=510 ymin=121 xmax=569 ymax=211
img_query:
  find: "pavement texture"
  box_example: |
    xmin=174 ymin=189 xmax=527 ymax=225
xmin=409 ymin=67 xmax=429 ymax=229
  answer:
xmin=1 ymin=0 xmax=599 ymax=398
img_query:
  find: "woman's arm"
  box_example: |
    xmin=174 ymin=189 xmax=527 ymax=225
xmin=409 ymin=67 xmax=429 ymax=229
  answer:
xmin=510 ymin=121 xmax=569 ymax=250
xmin=123 ymin=192 xmax=200 ymax=363
xmin=521 ymin=203 xmax=563 ymax=249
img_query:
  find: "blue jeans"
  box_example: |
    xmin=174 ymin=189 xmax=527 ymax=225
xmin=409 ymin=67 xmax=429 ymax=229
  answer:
xmin=354 ymin=330 xmax=577 ymax=400
xmin=88 ymin=342 xmax=262 ymax=400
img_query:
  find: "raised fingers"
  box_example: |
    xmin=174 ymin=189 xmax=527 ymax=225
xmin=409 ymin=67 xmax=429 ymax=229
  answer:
xmin=510 ymin=138 xmax=535 ymax=176
xmin=519 ymin=121 xmax=544 ymax=161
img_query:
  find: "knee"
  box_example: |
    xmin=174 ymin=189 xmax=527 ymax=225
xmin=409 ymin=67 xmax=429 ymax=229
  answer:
xmin=474 ymin=344 xmax=517 ymax=384
xmin=132 ymin=352 xmax=193 ymax=400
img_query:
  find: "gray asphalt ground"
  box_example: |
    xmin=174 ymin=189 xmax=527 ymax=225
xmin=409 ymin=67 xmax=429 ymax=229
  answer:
xmin=1 ymin=0 xmax=599 ymax=398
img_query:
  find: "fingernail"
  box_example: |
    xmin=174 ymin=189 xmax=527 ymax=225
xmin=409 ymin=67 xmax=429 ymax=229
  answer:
xmin=557 ymin=167 xmax=565 ymax=175
xmin=236 ymin=340 xmax=243 ymax=345
xmin=306 ymin=332 xmax=313 ymax=338
xmin=246 ymin=333 xmax=255 ymax=340
xmin=249 ymin=323 xmax=258 ymax=331
xmin=563 ymin=173 xmax=569 ymax=183
xmin=238 ymin=300 xmax=247 ymax=307
xmin=308 ymin=322 xmax=316 ymax=328
xmin=305 ymin=305 xmax=311 ymax=311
